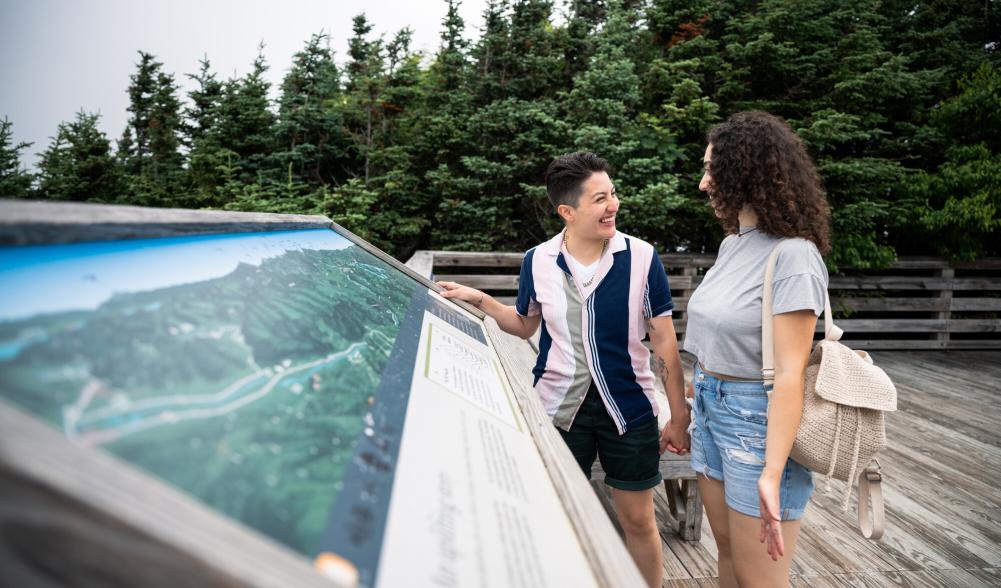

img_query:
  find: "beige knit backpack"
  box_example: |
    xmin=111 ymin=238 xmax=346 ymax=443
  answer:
xmin=761 ymin=241 xmax=897 ymax=540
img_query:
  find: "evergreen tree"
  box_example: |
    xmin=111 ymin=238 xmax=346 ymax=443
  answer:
xmin=562 ymin=0 xmax=701 ymax=252
xmin=272 ymin=33 xmax=346 ymax=188
xmin=184 ymin=56 xmax=224 ymax=148
xmin=704 ymin=0 xmax=945 ymax=266
xmin=504 ymin=0 xmax=565 ymax=100
xmin=121 ymin=52 xmax=185 ymax=204
xmin=0 ymin=117 xmax=33 ymax=197
xmin=187 ymin=47 xmax=276 ymax=208
xmin=214 ymin=47 xmax=275 ymax=179
xmin=326 ymin=27 xmax=430 ymax=254
xmin=430 ymin=0 xmax=580 ymax=249
xmin=430 ymin=0 xmax=470 ymax=102
xmin=564 ymin=0 xmax=606 ymax=80
xmin=36 ymin=111 xmax=122 ymax=201
xmin=344 ymin=14 xmax=387 ymax=183
xmin=471 ymin=0 xmax=512 ymax=104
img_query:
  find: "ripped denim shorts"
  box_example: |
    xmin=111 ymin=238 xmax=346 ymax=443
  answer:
xmin=689 ymin=364 xmax=814 ymax=520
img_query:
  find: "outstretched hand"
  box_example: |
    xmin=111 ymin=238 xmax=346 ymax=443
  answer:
xmin=436 ymin=281 xmax=485 ymax=307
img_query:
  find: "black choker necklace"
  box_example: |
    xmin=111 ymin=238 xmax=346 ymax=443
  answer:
xmin=738 ymin=226 xmax=758 ymax=237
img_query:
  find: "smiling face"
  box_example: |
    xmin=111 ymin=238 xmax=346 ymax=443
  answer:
xmin=558 ymin=171 xmax=619 ymax=241
xmin=699 ymin=144 xmax=724 ymax=218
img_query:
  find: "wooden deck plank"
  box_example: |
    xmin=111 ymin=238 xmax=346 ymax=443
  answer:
xmin=790 ymin=574 xmax=852 ymax=587
xmin=877 ymin=439 xmax=1001 ymax=533
xmin=965 ymin=567 xmax=1001 ymax=585
xmin=836 ymin=568 xmax=987 ymax=587
xmin=795 ymin=501 xmax=907 ymax=574
xmin=876 ymin=448 xmax=1001 ymax=548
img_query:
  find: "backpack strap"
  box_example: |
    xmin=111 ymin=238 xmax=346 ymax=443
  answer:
xmin=760 ymin=241 xmax=841 ymax=390
xmin=858 ymin=460 xmax=886 ymax=540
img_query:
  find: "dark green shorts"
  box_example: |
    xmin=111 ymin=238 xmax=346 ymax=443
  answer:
xmin=557 ymin=383 xmax=662 ymax=491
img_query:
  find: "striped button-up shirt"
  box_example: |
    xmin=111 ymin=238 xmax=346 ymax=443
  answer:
xmin=515 ymin=230 xmax=673 ymax=434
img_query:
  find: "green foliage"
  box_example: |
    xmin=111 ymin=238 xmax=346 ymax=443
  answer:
xmin=272 ymin=34 xmax=347 ymax=187
xmin=911 ymin=145 xmax=1001 ymax=260
xmin=0 ymin=117 xmax=33 ymax=197
xmin=119 ymin=52 xmax=185 ymax=202
xmin=8 ymin=1 xmax=997 ymax=262
xmin=901 ymin=64 xmax=1001 ymax=259
xmin=35 ymin=112 xmax=122 ymax=202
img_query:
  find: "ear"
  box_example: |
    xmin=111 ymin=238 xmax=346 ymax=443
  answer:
xmin=557 ymin=204 xmax=575 ymax=223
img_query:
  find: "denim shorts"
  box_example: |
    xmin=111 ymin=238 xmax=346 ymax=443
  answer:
xmin=689 ymin=365 xmax=814 ymax=520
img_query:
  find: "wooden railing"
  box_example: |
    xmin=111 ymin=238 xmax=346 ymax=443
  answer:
xmin=412 ymin=251 xmax=1001 ymax=350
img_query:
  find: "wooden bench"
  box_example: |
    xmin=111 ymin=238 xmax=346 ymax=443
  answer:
xmin=660 ymin=454 xmax=702 ymax=540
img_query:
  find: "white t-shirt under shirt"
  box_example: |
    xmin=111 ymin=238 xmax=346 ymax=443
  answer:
xmin=565 ymin=252 xmax=600 ymax=285
xmin=683 ymin=229 xmax=829 ymax=379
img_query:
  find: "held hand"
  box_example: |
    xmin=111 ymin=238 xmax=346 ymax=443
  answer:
xmin=659 ymin=417 xmax=690 ymax=455
xmin=436 ymin=281 xmax=485 ymax=307
xmin=757 ymin=471 xmax=785 ymax=561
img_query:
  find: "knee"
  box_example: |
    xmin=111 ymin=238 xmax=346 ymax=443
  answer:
xmin=714 ymin=530 xmax=733 ymax=559
xmin=616 ymin=508 xmax=657 ymax=537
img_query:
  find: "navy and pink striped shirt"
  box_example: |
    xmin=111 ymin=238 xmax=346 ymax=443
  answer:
xmin=516 ymin=230 xmax=674 ymax=434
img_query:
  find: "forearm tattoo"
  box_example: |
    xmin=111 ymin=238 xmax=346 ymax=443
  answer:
xmin=655 ymin=355 xmax=670 ymax=388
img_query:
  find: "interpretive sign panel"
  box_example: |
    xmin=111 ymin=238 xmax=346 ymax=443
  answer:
xmin=0 ymin=209 xmax=600 ymax=588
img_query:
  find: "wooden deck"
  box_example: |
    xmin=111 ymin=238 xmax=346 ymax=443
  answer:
xmin=592 ymin=351 xmax=1001 ymax=587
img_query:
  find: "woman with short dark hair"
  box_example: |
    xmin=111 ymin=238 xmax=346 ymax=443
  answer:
xmin=681 ymin=111 xmax=831 ymax=587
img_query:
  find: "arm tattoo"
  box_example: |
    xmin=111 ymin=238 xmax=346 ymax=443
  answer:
xmin=655 ymin=355 xmax=670 ymax=387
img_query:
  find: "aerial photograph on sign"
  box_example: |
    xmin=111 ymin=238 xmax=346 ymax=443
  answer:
xmin=0 ymin=228 xmax=425 ymax=576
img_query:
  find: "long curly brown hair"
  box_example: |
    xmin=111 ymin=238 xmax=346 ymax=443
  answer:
xmin=706 ymin=111 xmax=831 ymax=254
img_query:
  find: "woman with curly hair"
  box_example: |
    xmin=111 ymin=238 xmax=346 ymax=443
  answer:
xmin=679 ymin=111 xmax=831 ymax=586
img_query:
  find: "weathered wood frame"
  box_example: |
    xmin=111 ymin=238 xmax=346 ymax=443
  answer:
xmin=0 ymin=200 xmax=644 ymax=588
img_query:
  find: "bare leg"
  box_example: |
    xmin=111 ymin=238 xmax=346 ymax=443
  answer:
xmin=697 ymin=475 xmax=737 ymax=588
xmin=611 ymin=487 xmax=661 ymax=588
xmin=728 ymin=509 xmax=802 ymax=588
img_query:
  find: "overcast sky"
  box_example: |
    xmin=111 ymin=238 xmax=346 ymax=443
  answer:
xmin=1 ymin=0 xmax=491 ymax=170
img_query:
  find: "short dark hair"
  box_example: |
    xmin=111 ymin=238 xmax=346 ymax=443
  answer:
xmin=544 ymin=151 xmax=611 ymax=209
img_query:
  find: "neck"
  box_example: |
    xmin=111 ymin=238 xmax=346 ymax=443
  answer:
xmin=564 ymin=228 xmax=606 ymax=264
xmin=738 ymin=207 xmax=758 ymax=228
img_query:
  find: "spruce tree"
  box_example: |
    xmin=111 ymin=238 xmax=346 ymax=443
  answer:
xmin=36 ymin=112 xmax=122 ymax=202
xmin=184 ymin=56 xmax=224 ymax=149
xmin=904 ymin=64 xmax=1001 ymax=259
xmin=121 ymin=52 xmax=185 ymax=205
xmin=470 ymin=0 xmax=512 ymax=104
xmin=344 ymin=15 xmax=387 ymax=183
xmin=323 ymin=26 xmax=429 ymax=255
xmin=215 ymin=47 xmax=275 ymax=179
xmin=431 ymin=0 xmax=571 ymax=249
xmin=0 ymin=117 xmax=33 ymax=197
xmin=272 ymin=33 xmax=346 ymax=188
xmin=188 ymin=47 xmax=276 ymax=208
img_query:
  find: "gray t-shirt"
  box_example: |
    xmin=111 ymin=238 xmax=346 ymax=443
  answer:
xmin=683 ymin=230 xmax=828 ymax=379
